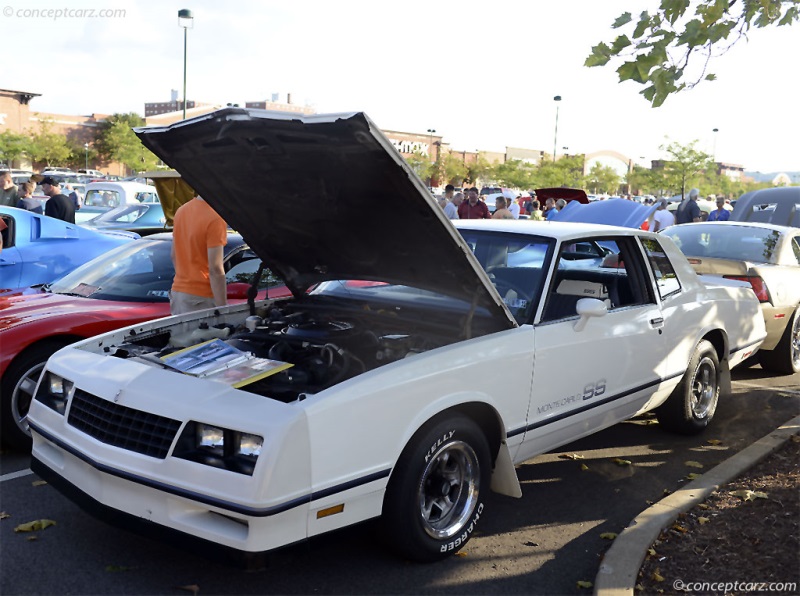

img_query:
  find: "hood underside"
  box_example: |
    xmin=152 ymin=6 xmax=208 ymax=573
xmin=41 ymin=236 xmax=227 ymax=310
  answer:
xmin=135 ymin=108 xmax=514 ymax=327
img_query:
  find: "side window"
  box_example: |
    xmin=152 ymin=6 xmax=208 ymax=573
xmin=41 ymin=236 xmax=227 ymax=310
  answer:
xmin=540 ymin=238 xmax=652 ymax=323
xmin=1 ymin=215 xmax=12 ymax=248
xmin=641 ymin=238 xmax=681 ymax=299
xmin=792 ymin=237 xmax=800 ymax=266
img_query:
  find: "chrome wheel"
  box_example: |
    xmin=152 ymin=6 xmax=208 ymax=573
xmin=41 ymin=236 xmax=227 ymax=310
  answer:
xmin=690 ymin=357 xmax=717 ymax=420
xmin=10 ymin=361 xmax=46 ymax=438
xmin=417 ymin=440 xmax=480 ymax=540
xmin=791 ymin=312 xmax=800 ymax=369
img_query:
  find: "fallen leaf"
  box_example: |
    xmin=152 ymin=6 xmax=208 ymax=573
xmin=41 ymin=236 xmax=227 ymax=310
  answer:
xmin=706 ymin=439 xmax=722 ymax=445
xmin=672 ymin=524 xmax=688 ymax=533
xmin=635 ymin=583 xmax=645 ymax=591
xmin=176 ymin=586 xmax=200 ymax=596
xmin=559 ymin=453 xmax=584 ymax=460
xmin=454 ymin=551 xmax=468 ymax=557
xmin=599 ymin=532 xmax=618 ymax=540
xmin=697 ymin=503 xmax=710 ymax=510
xmin=580 ymin=463 xmax=589 ymax=471
xmin=576 ymin=580 xmax=593 ymax=589
xmin=523 ymin=541 xmax=539 ymax=547
xmin=731 ymin=489 xmax=767 ymax=501
xmin=651 ymin=569 xmax=665 ymax=582
xmin=698 ymin=517 xmax=710 ymax=524
xmin=14 ymin=519 xmax=56 ymax=533
xmin=645 ymin=500 xmax=654 ymax=505
xmin=790 ymin=435 xmax=800 ymax=443
xmin=686 ymin=473 xmax=701 ymax=480
xmin=647 ymin=548 xmax=657 ymax=556
xmin=612 ymin=458 xmax=632 ymax=466
xmin=662 ymin=489 xmax=672 ymax=496
xmin=0 ymin=512 xmax=10 ymax=520
xmin=684 ymin=461 xmax=704 ymax=468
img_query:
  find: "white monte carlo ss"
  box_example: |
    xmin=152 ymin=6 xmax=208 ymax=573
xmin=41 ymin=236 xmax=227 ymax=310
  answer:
xmin=28 ymin=108 xmax=766 ymax=565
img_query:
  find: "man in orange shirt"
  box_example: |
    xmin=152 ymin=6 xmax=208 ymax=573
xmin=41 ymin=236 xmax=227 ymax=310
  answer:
xmin=170 ymin=195 xmax=228 ymax=315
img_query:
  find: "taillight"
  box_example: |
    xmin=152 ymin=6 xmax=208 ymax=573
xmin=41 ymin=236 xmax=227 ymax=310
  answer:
xmin=724 ymin=275 xmax=770 ymax=303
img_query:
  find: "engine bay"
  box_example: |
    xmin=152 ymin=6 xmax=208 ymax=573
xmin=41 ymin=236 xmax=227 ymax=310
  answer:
xmin=104 ymin=298 xmax=481 ymax=403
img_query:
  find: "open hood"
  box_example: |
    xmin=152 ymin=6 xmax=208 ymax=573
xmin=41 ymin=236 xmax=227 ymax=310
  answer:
xmin=535 ymin=187 xmax=589 ymax=204
xmin=135 ymin=108 xmax=515 ymax=327
xmin=553 ymin=198 xmax=657 ymax=228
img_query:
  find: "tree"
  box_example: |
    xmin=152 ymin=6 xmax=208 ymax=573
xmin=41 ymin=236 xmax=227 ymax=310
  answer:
xmin=29 ymin=119 xmax=71 ymax=167
xmin=657 ymin=140 xmax=714 ymax=197
xmin=404 ymin=151 xmax=434 ymax=184
xmin=0 ymin=131 xmax=32 ymax=168
xmin=492 ymin=159 xmax=538 ymax=190
xmin=95 ymin=113 xmax=160 ymax=173
xmin=585 ymin=163 xmax=621 ymax=194
xmin=586 ymin=0 xmax=799 ymax=106
xmin=441 ymin=152 xmax=469 ymax=186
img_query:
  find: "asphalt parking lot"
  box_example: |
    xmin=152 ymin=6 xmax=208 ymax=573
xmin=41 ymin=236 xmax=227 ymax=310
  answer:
xmin=1 ymin=366 xmax=797 ymax=596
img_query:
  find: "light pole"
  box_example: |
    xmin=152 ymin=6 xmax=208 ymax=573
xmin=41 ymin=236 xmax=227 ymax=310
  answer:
xmin=712 ymin=127 xmax=719 ymax=161
xmin=552 ymin=95 xmax=561 ymax=162
xmin=178 ymin=9 xmax=194 ymax=120
xmin=426 ymin=128 xmax=436 ymax=187
xmin=84 ymin=143 xmax=89 ymax=170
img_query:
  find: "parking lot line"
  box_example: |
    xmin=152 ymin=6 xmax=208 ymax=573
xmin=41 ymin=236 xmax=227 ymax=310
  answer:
xmin=0 ymin=469 xmax=33 ymax=483
xmin=732 ymin=380 xmax=800 ymax=396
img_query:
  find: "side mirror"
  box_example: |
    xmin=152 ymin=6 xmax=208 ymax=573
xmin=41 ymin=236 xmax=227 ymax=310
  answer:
xmin=573 ymin=298 xmax=608 ymax=332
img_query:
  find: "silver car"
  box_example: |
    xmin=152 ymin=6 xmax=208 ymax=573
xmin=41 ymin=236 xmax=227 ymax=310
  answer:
xmin=663 ymin=221 xmax=800 ymax=374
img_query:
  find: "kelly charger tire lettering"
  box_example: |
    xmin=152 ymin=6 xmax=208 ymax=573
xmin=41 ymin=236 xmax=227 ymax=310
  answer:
xmin=381 ymin=413 xmax=491 ymax=562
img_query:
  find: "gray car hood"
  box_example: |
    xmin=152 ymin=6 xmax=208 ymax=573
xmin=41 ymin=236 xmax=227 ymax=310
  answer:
xmin=135 ymin=107 xmax=515 ymax=328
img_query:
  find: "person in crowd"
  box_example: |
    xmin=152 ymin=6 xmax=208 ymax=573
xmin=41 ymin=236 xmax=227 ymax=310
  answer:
xmin=543 ymin=197 xmax=557 ymax=220
xmin=63 ymin=184 xmax=82 ymax=210
xmin=675 ymin=188 xmax=702 ymax=224
xmin=443 ymin=184 xmax=455 ymax=203
xmin=16 ymin=181 xmax=43 ymax=213
xmin=528 ymin=199 xmax=544 ymax=220
xmin=40 ymin=176 xmax=75 ymax=223
xmin=444 ymin=191 xmax=462 ymax=219
xmin=546 ymin=198 xmax=567 ymax=220
xmin=437 ymin=196 xmax=447 ymax=210
xmin=170 ymin=195 xmax=228 ymax=315
xmin=706 ymin=196 xmax=730 ymax=222
xmin=651 ymin=198 xmax=675 ymax=232
xmin=0 ymin=172 xmax=18 ymax=207
xmin=457 ymin=187 xmax=491 ymax=219
xmin=507 ymin=195 xmax=521 ymax=219
xmin=492 ymin=196 xmax=513 ymax=219
xmin=0 ymin=216 xmax=6 ymax=255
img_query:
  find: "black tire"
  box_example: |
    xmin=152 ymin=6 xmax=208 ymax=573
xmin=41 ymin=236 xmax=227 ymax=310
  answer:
xmin=1 ymin=341 xmax=69 ymax=451
xmin=757 ymin=306 xmax=800 ymax=375
xmin=381 ymin=413 xmax=491 ymax=562
xmin=657 ymin=339 xmax=720 ymax=435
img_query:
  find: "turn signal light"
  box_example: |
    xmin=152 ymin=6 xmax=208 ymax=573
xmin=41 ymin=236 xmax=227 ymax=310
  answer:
xmin=723 ymin=275 xmax=770 ymax=303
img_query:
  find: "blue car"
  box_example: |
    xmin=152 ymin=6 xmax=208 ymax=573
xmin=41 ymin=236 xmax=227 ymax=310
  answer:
xmin=0 ymin=207 xmax=139 ymax=290
xmin=81 ymin=202 xmax=169 ymax=236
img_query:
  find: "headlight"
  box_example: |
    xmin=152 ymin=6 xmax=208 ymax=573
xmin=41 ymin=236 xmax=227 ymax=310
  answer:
xmin=33 ymin=371 xmax=74 ymax=415
xmin=174 ymin=422 xmax=263 ymax=476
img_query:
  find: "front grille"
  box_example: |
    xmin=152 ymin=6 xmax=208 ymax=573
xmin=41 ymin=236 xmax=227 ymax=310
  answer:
xmin=67 ymin=389 xmax=181 ymax=459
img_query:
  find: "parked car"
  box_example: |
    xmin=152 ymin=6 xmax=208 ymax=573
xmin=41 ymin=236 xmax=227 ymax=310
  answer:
xmin=41 ymin=167 xmax=77 ymax=175
xmin=78 ymin=181 xmax=160 ymax=223
xmin=536 ymin=187 xmax=590 ymax=205
xmin=81 ymin=202 xmax=169 ymax=235
xmin=77 ymin=169 xmax=105 ymax=178
xmin=730 ymin=187 xmax=800 ymax=227
xmin=662 ymin=221 xmax=800 ymax=374
xmin=0 ymin=206 xmax=138 ymax=290
xmin=0 ymin=232 xmax=290 ymax=450
xmin=28 ymin=109 xmax=765 ymax=567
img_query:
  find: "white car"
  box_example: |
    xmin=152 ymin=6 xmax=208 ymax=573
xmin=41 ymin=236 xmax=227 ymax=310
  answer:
xmin=28 ymin=109 xmax=766 ymax=565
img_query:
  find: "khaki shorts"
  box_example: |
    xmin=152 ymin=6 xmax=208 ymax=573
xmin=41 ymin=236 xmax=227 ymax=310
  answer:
xmin=169 ymin=290 xmax=217 ymax=315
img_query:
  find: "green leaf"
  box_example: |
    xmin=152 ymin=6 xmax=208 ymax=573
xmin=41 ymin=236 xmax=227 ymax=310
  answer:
xmin=663 ymin=0 xmax=691 ymax=26
xmin=633 ymin=11 xmax=651 ymax=38
xmin=585 ymin=43 xmax=612 ymax=67
xmin=778 ymin=6 xmax=799 ymax=26
xmin=677 ymin=19 xmax=707 ymax=48
xmin=616 ymin=61 xmax=639 ymax=82
xmin=612 ymin=12 xmax=632 ymax=28
xmin=611 ymin=34 xmax=632 ymax=53
xmin=705 ymin=73 xmax=717 ymax=81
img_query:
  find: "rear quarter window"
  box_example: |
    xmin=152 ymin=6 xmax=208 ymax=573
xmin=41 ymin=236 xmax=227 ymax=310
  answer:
xmin=640 ymin=238 xmax=681 ymax=299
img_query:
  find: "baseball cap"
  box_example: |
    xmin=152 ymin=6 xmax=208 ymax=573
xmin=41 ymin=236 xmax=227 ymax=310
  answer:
xmin=39 ymin=175 xmax=60 ymax=186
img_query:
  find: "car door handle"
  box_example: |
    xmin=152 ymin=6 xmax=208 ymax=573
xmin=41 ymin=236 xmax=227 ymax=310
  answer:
xmin=649 ymin=317 xmax=664 ymax=327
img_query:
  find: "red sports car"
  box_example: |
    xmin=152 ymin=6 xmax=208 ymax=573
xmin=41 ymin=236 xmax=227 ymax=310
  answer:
xmin=0 ymin=232 xmax=289 ymax=450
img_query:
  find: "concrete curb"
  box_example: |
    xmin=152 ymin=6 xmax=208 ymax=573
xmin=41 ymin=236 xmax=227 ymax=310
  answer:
xmin=593 ymin=414 xmax=800 ymax=596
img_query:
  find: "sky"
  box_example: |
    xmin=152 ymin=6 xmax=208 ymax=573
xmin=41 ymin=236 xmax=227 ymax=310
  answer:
xmin=4 ymin=0 xmax=799 ymax=173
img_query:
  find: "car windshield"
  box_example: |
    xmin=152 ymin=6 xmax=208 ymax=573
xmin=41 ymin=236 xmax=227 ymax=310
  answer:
xmin=312 ymin=231 xmax=553 ymax=324
xmin=663 ymin=224 xmax=783 ymax=263
xmin=47 ymin=238 xmax=175 ymax=301
xmin=90 ymin=204 xmax=153 ymax=224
